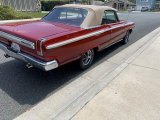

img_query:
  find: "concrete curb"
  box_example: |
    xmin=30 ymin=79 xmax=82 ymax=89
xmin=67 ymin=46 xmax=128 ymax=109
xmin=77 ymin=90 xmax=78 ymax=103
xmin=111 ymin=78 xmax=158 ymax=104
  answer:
xmin=14 ymin=27 xmax=160 ymax=120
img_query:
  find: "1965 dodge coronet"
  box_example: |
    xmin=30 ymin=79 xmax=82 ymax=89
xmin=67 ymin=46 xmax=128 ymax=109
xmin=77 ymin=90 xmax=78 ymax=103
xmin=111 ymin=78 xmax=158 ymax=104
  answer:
xmin=0 ymin=4 xmax=134 ymax=71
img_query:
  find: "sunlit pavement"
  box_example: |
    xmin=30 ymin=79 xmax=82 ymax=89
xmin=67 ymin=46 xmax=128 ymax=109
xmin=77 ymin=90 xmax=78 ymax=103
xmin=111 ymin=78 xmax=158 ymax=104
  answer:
xmin=72 ymin=27 xmax=160 ymax=120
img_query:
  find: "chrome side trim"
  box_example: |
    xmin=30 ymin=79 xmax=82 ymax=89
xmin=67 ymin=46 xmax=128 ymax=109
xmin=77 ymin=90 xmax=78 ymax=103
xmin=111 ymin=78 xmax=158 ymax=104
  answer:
xmin=46 ymin=23 xmax=132 ymax=50
xmin=98 ymin=39 xmax=123 ymax=51
xmin=0 ymin=43 xmax=58 ymax=71
xmin=84 ymin=25 xmax=101 ymax=29
xmin=46 ymin=29 xmax=107 ymax=50
xmin=0 ymin=31 xmax=35 ymax=49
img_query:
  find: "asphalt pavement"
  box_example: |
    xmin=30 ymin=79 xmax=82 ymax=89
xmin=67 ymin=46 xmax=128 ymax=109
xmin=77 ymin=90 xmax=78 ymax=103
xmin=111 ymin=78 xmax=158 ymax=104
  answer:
xmin=0 ymin=12 xmax=160 ymax=120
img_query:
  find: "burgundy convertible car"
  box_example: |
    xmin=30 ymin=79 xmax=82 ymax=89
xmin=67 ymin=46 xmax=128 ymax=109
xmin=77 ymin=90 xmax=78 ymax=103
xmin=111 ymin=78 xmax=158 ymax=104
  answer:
xmin=0 ymin=4 xmax=134 ymax=71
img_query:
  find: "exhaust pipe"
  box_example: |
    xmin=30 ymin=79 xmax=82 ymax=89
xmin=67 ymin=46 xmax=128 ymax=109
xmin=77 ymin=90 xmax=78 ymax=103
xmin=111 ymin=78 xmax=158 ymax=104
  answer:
xmin=26 ymin=63 xmax=33 ymax=69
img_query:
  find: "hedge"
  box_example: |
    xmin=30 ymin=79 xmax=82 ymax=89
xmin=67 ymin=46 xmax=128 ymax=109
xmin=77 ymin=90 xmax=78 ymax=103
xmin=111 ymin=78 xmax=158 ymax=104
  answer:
xmin=41 ymin=1 xmax=69 ymax=11
xmin=0 ymin=6 xmax=32 ymax=20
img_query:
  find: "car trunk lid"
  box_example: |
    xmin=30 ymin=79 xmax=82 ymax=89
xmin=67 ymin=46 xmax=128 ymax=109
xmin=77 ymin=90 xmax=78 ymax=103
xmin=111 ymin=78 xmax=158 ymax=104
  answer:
xmin=0 ymin=20 xmax=80 ymax=60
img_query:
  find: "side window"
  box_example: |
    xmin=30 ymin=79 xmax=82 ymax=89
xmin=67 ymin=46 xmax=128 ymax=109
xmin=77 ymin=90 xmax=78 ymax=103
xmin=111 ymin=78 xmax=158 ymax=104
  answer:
xmin=101 ymin=10 xmax=119 ymax=25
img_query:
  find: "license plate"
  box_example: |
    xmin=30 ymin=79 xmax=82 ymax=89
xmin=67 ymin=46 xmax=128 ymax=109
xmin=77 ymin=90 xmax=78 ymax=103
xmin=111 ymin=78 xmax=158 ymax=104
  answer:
xmin=11 ymin=43 xmax=20 ymax=52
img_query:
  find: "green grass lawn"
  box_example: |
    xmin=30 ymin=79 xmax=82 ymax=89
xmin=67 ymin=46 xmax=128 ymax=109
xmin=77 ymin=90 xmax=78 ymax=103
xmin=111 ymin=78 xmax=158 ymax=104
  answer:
xmin=0 ymin=6 xmax=48 ymax=20
xmin=17 ymin=12 xmax=48 ymax=18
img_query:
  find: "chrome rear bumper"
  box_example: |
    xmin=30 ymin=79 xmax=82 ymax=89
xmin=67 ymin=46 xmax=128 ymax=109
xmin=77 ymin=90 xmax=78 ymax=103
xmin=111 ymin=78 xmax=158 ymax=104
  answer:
xmin=0 ymin=43 xmax=58 ymax=71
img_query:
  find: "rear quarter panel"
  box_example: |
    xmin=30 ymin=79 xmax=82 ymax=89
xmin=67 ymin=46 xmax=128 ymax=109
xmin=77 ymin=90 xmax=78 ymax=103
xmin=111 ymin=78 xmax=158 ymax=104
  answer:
xmin=43 ymin=26 xmax=111 ymax=65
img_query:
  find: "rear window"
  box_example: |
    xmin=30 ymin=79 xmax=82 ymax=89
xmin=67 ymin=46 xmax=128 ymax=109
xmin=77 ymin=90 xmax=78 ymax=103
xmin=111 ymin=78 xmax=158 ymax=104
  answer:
xmin=43 ymin=7 xmax=88 ymax=26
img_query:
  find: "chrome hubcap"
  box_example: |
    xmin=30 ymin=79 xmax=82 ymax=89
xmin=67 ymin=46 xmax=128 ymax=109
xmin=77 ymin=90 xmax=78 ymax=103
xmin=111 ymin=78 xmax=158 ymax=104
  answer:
xmin=82 ymin=50 xmax=93 ymax=65
xmin=125 ymin=32 xmax=129 ymax=42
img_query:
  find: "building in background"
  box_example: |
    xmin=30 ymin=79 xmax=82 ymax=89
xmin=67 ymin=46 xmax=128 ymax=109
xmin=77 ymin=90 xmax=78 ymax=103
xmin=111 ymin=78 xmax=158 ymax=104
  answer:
xmin=155 ymin=0 xmax=160 ymax=10
xmin=93 ymin=0 xmax=104 ymax=5
xmin=69 ymin=0 xmax=136 ymax=10
xmin=0 ymin=0 xmax=41 ymax=12
xmin=136 ymin=0 xmax=157 ymax=10
xmin=69 ymin=0 xmax=94 ymax=4
xmin=104 ymin=0 xmax=136 ymax=10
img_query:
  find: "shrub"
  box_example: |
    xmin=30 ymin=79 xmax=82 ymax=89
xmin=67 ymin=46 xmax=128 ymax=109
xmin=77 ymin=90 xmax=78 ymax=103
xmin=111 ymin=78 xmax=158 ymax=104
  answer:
xmin=0 ymin=6 xmax=32 ymax=20
xmin=41 ymin=1 xmax=69 ymax=11
xmin=0 ymin=6 xmax=16 ymax=20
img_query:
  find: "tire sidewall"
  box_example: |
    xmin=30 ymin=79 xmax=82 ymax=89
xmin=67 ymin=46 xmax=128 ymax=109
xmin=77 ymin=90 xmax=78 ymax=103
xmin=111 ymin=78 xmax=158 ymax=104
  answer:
xmin=123 ymin=31 xmax=130 ymax=44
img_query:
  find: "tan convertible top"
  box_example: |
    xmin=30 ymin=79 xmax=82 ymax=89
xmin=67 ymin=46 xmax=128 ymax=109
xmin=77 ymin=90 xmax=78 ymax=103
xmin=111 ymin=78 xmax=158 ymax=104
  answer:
xmin=55 ymin=4 xmax=117 ymax=28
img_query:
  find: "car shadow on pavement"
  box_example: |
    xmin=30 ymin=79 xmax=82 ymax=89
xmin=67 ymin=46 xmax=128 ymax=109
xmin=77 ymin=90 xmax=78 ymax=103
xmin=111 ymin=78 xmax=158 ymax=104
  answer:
xmin=0 ymin=42 xmax=125 ymax=106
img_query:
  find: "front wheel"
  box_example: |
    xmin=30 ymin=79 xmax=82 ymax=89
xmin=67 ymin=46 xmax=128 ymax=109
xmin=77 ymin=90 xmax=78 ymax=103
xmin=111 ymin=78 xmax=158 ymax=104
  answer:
xmin=122 ymin=31 xmax=130 ymax=44
xmin=79 ymin=49 xmax=94 ymax=69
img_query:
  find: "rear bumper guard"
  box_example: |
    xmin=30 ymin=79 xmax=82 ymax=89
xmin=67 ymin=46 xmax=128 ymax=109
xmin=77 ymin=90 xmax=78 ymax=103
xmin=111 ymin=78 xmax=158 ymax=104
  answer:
xmin=0 ymin=43 xmax=58 ymax=71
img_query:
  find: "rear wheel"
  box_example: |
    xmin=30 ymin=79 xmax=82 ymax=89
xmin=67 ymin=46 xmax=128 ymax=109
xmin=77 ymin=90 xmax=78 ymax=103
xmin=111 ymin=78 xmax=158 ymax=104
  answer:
xmin=79 ymin=49 xmax=94 ymax=69
xmin=122 ymin=31 xmax=130 ymax=44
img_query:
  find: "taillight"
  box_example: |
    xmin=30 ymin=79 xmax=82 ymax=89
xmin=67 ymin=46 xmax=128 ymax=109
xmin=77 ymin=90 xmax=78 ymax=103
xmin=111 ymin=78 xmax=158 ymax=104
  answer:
xmin=36 ymin=38 xmax=46 ymax=56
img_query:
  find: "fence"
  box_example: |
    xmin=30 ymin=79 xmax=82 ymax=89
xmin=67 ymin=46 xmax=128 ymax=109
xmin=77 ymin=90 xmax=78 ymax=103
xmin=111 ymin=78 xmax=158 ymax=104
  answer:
xmin=0 ymin=0 xmax=41 ymax=12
